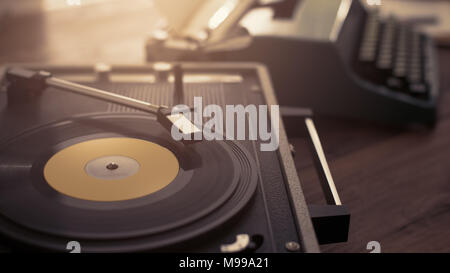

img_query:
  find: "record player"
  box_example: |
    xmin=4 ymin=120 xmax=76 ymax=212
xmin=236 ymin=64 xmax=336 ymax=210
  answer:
xmin=0 ymin=62 xmax=349 ymax=252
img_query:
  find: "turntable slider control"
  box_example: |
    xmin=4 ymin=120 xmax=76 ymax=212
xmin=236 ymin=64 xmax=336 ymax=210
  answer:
xmin=173 ymin=64 xmax=184 ymax=104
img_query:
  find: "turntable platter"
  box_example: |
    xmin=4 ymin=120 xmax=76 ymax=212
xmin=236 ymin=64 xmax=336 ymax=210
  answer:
xmin=0 ymin=113 xmax=258 ymax=252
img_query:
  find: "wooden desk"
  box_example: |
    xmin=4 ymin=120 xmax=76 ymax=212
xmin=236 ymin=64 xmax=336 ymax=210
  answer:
xmin=294 ymin=49 xmax=450 ymax=253
xmin=0 ymin=2 xmax=448 ymax=253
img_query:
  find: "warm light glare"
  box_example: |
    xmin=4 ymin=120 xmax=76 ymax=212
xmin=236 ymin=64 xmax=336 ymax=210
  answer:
xmin=44 ymin=0 xmax=121 ymax=10
xmin=366 ymin=0 xmax=381 ymax=6
xmin=208 ymin=0 xmax=238 ymax=29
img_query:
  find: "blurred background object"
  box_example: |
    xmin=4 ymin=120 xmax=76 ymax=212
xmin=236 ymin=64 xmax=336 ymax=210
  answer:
xmin=147 ymin=0 xmax=441 ymax=126
xmin=0 ymin=0 xmax=161 ymax=64
xmin=376 ymin=0 xmax=450 ymax=47
xmin=1 ymin=0 xmax=448 ymax=61
xmin=0 ymin=0 xmax=43 ymax=16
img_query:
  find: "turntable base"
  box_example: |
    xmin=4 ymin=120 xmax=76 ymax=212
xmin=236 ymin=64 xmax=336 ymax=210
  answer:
xmin=0 ymin=63 xmax=320 ymax=252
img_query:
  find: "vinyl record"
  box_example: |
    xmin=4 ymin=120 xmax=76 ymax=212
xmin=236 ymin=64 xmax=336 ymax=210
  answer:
xmin=0 ymin=113 xmax=258 ymax=252
xmin=43 ymin=137 xmax=181 ymax=202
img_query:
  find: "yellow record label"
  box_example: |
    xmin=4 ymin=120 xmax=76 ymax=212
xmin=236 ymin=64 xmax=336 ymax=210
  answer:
xmin=43 ymin=138 xmax=180 ymax=201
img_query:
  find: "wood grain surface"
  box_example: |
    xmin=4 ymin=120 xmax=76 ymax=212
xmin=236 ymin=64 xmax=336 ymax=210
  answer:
xmin=0 ymin=1 xmax=448 ymax=253
xmin=296 ymin=49 xmax=450 ymax=253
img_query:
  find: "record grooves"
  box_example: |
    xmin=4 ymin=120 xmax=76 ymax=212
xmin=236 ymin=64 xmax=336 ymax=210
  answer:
xmin=0 ymin=113 xmax=258 ymax=252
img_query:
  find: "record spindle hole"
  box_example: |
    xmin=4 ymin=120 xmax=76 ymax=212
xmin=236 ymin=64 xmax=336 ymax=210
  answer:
xmin=106 ymin=162 xmax=119 ymax=171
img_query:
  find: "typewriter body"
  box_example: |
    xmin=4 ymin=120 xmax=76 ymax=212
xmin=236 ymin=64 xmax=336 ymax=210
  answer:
xmin=147 ymin=0 xmax=440 ymax=126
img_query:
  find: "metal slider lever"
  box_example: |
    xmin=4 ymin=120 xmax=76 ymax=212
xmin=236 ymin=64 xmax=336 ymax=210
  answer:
xmin=297 ymin=111 xmax=350 ymax=245
xmin=5 ymin=67 xmax=202 ymax=144
xmin=304 ymin=118 xmax=342 ymax=206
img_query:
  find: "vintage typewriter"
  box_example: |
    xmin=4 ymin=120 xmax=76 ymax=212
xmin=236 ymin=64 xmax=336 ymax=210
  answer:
xmin=146 ymin=0 xmax=440 ymax=126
